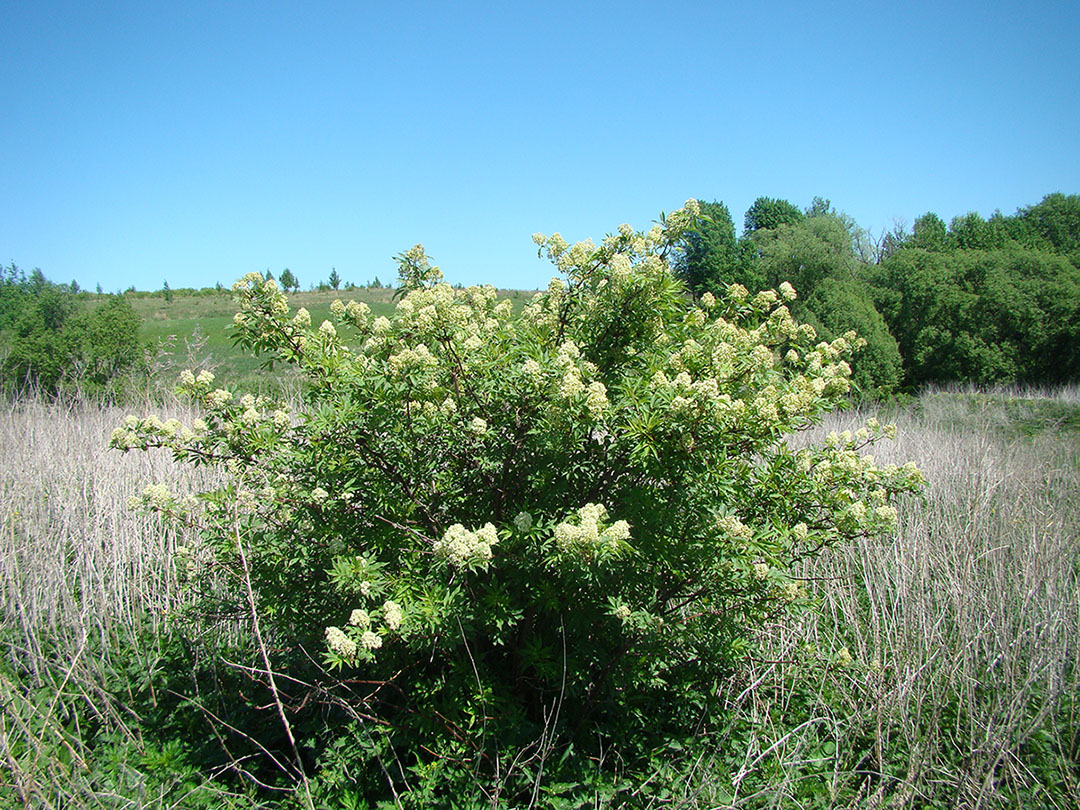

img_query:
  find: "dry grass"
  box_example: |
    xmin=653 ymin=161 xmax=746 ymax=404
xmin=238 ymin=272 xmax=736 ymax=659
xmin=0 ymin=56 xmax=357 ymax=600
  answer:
xmin=0 ymin=395 xmax=225 ymax=807
xmin=697 ymin=393 xmax=1080 ymax=808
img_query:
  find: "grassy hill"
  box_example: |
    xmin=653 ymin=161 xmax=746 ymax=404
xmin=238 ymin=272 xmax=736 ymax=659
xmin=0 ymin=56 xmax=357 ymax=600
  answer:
xmin=126 ymin=284 xmax=537 ymax=390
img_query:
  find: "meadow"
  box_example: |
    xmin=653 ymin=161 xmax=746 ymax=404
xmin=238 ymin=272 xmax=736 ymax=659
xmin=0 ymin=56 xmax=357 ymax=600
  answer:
xmin=1 ymin=379 xmax=1077 ymax=807
xmin=1 ymin=287 xmax=1079 ymax=807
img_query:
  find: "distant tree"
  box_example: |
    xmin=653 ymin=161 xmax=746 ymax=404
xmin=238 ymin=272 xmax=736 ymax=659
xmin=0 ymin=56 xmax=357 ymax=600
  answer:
xmin=875 ymin=220 xmax=910 ymax=264
xmin=96 ymin=283 xmax=103 ymax=296
xmin=279 ymin=268 xmax=298 ymax=292
xmin=1019 ymin=192 xmax=1080 ymax=258
xmin=72 ymin=294 xmax=143 ymax=391
xmin=674 ymin=200 xmax=738 ymax=299
xmin=949 ymin=212 xmax=992 ymax=250
xmin=869 ymin=246 xmax=1080 ymax=386
xmin=163 ymin=279 xmax=173 ymax=303
xmin=3 ymin=285 xmax=77 ymax=392
xmin=751 ymin=214 xmax=857 ymax=292
xmin=265 ymin=269 xmax=275 ymax=282
xmin=804 ymin=196 xmax=833 ymax=218
xmin=801 ymin=278 xmax=903 ymax=397
xmin=910 ymin=213 xmax=949 ymax=252
xmin=328 ymin=268 xmax=341 ymax=290
xmin=743 ymin=196 xmax=804 ymax=234
xmin=2 ymin=276 xmax=143 ymax=396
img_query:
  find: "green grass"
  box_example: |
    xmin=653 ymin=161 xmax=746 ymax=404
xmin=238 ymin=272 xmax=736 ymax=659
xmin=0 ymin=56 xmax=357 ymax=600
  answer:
xmin=918 ymin=389 xmax=1080 ymax=437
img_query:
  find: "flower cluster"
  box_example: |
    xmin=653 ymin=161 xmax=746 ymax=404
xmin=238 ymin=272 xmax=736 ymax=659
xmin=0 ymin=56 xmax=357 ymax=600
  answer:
xmin=552 ymin=503 xmax=631 ymax=557
xmin=433 ymin=522 xmax=499 ymax=567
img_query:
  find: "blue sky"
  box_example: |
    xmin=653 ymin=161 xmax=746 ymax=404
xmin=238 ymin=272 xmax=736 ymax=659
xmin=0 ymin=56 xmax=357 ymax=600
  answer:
xmin=2 ymin=0 xmax=1078 ymax=292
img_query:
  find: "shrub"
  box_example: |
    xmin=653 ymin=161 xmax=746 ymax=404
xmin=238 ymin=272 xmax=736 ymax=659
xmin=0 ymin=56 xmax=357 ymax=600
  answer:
xmin=115 ymin=202 xmax=922 ymax=804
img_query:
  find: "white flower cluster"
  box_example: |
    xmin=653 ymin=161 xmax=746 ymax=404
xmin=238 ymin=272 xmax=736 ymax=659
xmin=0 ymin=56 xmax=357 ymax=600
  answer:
xmin=716 ymin=514 xmax=752 ymax=542
xmin=387 ymin=343 xmax=438 ymax=377
xmin=325 ymin=626 xmax=357 ymax=661
xmin=382 ymin=600 xmax=403 ymax=631
xmin=585 ymin=381 xmax=609 ymax=419
xmin=434 ymin=522 xmax=499 ymax=567
xmin=130 ymin=483 xmax=172 ymax=511
xmin=553 ymin=503 xmax=631 ymax=554
xmin=178 ymin=368 xmax=216 ymax=389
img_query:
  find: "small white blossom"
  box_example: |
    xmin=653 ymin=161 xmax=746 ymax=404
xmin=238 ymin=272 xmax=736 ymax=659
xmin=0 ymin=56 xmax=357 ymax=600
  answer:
xmin=382 ymin=600 xmax=403 ymax=631
xmin=434 ymin=522 xmax=498 ymax=566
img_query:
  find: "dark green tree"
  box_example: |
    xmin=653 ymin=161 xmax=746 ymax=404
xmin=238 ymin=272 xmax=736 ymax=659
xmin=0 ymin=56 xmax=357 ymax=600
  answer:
xmin=1019 ymin=192 xmax=1080 ymax=259
xmin=743 ymin=196 xmax=804 ymax=234
xmin=674 ymin=200 xmax=738 ymax=299
xmin=869 ymin=246 xmax=1080 ymax=386
xmin=328 ymin=268 xmax=341 ymax=290
xmin=72 ymin=294 xmax=144 ymax=391
xmin=279 ymin=268 xmax=298 ymax=292
xmin=3 ymin=284 xmax=78 ymax=393
xmin=750 ymin=214 xmax=902 ymax=395
xmin=910 ymin=213 xmax=949 ymax=252
xmin=801 ymin=278 xmax=903 ymax=397
xmin=1 ymin=272 xmax=144 ymax=396
xmin=949 ymin=212 xmax=993 ymax=250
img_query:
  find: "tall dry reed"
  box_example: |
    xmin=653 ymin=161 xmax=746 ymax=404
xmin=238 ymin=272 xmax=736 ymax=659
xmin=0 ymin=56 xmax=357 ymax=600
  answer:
xmin=0 ymin=395 xmax=223 ymax=807
xmin=695 ymin=394 xmax=1080 ymax=808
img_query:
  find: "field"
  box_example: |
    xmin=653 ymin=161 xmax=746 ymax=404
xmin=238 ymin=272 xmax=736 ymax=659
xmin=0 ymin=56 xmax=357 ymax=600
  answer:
xmin=127 ymin=287 xmax=536 ymax=391
xmin=1 ymin=380 xmax=1078 ymax=807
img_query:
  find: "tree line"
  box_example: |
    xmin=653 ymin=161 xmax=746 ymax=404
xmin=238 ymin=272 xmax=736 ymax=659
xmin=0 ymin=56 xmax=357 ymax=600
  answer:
xmin=0 ymin=264 xmax=143 ymax=396
xmin=4 ymin=191 xmax=1077 ymax=398
xmin=675 ymin=193 xmax=1080 ymax=395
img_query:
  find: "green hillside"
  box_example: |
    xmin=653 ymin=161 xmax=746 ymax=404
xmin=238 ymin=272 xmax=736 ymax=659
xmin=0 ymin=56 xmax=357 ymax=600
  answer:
xmin=129 ymin=285 xmax=536 ymax=390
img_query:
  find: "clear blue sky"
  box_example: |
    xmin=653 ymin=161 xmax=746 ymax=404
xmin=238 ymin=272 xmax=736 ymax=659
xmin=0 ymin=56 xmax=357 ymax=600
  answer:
xmin=3 ymin=0 xmax=1078 ymax=293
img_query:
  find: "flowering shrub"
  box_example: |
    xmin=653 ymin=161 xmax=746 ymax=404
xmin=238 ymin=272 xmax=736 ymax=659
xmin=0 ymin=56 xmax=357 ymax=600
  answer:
xmin=114 ymin=201 xmax=923 ymax=801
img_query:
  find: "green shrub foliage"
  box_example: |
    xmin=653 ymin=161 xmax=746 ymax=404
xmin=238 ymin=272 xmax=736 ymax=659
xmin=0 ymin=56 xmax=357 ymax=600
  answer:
xmin=869 ymin=246 xmax=1080 ymax=386
xmin=1 ymin=265 xmax=143 ymax=396
xmin=114 ymin=202 xmax=923 ymax=801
